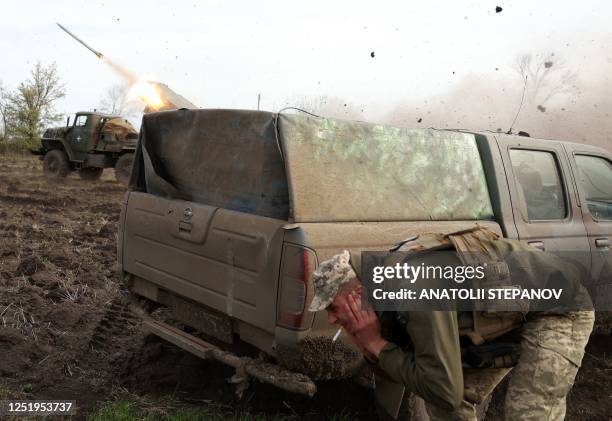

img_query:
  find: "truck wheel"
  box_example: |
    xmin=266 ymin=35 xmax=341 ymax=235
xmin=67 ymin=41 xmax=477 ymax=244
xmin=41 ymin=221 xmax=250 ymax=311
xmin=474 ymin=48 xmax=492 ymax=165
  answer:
xmin=43 ymin=149 xmax=71 ymax=180
xmin=79 ymin=167 xmax=103 ymax=181
xmin=114 ymin=153 xmax=134 ymax=185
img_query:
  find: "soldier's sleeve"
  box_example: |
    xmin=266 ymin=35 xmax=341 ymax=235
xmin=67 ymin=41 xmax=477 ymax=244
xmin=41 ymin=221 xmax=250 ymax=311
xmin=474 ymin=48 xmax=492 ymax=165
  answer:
xmin=377 ymin=311 xmax=463 ymax=411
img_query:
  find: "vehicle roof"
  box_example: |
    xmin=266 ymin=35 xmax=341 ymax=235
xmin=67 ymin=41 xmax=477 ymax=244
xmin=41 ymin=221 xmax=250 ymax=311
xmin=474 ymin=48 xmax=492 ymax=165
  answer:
xmin=451 ymin=129 xmax=611 ymax=155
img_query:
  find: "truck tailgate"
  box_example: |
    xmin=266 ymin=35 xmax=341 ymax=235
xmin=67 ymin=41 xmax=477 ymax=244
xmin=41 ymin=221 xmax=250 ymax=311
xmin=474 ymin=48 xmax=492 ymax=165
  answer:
xmin=122 ymin=191 xmax=286 ymax=333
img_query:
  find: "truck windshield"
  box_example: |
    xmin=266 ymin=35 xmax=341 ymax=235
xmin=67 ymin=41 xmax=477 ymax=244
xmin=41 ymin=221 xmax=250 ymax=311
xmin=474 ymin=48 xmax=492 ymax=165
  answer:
xmin=279 ymin=114 xmax=494 ymax=222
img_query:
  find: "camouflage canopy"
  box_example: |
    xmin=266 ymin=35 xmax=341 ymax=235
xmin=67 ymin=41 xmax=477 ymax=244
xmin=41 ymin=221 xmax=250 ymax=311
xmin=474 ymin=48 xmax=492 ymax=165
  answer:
xmin=101 ymin=118 xmax=138 ymax=142
xmin=134 ymin=109 xmax=494 ymax=222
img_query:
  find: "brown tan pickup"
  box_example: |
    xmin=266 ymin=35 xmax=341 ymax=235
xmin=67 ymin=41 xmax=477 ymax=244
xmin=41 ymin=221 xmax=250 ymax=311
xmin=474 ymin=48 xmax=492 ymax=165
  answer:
xmin=118 ymin=109 xmax=612 ymax=398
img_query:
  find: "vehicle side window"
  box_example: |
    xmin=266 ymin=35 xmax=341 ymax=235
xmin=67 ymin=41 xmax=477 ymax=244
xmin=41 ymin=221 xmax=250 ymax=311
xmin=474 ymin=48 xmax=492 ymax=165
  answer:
xmin=75 ymin=115 xmax=88 ymax=127
xmin=575 ymin=155 xmax=612 ymax=221
xmin=509 ymin=149 xmax=567 ymax=220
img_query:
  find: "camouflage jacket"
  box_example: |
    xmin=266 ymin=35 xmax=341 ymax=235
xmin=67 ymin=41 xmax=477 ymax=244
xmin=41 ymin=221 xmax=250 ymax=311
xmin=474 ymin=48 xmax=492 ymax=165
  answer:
xmin=377 ymin=310 xmax=464 ymax=411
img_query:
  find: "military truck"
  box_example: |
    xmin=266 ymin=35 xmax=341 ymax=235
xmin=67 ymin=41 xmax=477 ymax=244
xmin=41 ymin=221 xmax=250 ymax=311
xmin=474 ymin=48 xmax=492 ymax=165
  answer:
xmin=32 ymin=111 xmax=138 ymax=184
xmin=118 ymin=109 xmax=612 ymax=417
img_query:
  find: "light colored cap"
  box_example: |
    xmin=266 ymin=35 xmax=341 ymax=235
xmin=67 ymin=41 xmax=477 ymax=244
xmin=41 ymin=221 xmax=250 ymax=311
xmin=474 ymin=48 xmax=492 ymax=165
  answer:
xmin=308 ymin=250 xmax=357 ymax=312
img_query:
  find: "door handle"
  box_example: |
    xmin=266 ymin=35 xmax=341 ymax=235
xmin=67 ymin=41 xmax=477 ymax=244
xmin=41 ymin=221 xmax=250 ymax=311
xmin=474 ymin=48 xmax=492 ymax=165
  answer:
xmin=528 ymin=241 xmax=545 ymax=251
xmin=595 ymin=238 xmax=610 ymax=248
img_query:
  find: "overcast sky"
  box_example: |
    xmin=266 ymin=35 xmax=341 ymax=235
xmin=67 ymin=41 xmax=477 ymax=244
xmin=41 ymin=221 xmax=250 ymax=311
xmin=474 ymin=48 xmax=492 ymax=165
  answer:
xmin=1 ymin=0 xmax=611 ymax=131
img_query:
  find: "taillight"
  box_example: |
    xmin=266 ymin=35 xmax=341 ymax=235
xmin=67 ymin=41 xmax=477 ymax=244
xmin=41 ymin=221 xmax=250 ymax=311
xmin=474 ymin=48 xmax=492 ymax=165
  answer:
xmin=277 ymin=244 xmax=316 ymax=329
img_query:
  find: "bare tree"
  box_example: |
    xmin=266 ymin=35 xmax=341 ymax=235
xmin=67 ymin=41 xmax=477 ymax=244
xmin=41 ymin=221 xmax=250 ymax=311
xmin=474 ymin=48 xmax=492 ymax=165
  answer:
xmin=515 ymin=53 xmax=578 ymax=112
xmin=98 ymin=83 xmax=142 ymax=121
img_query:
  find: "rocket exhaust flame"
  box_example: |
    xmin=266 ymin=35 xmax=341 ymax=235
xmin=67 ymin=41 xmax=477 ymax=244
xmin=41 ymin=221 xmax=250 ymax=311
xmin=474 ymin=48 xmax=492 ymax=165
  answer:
xmin=99 ymin=57 xmax=161 ymax=110
xmin=129 ymin=78 xmax=164 ymax=111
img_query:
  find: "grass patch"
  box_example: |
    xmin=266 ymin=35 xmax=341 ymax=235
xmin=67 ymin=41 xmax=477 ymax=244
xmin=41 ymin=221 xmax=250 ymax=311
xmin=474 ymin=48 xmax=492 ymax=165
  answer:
xmin=88 ymin=401 xmax=299 ymax=421
xmin=87 ymin=390 xmax=357 ymax=421
xmin=88 ymin=401 xmax=140 ymax=421
xmin=0 ymin=382 xmax=32 ymax=400
xmin=0 ymin=142 xmax=32 ymax=156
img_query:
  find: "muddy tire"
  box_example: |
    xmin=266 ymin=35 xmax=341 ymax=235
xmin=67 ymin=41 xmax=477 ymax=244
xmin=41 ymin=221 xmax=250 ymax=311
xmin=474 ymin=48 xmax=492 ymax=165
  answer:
xmin=78 ymin=167 xmax=103 ymax=181
xmin=114 ymin=153 xmax=134 ymax=185
xmin=43 ymin=149 xmax=71 ymax=180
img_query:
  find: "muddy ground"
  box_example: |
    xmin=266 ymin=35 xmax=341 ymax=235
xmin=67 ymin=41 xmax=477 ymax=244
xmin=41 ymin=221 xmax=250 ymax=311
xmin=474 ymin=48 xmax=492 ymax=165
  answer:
xmin=0 ymin=156 xmax=610 ymax=420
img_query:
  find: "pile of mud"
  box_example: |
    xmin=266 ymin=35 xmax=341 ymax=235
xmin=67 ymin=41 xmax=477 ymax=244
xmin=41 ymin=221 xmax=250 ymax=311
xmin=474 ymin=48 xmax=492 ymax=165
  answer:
xmin=277 ymin=336 xmax=364 ymax=380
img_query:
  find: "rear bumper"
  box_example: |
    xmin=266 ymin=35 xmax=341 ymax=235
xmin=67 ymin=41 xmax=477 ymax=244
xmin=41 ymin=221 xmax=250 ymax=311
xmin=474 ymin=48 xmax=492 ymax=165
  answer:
xmin=127 ymin=274 xmax=365 ymax=383
xmin=143 ymin=317 xmax=317 ymax=397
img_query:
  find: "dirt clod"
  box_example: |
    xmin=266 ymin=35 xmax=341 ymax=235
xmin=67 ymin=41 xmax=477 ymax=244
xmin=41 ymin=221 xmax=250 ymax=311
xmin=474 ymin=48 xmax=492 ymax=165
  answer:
xmin=15 ymin=256 xmax=44 ymax=277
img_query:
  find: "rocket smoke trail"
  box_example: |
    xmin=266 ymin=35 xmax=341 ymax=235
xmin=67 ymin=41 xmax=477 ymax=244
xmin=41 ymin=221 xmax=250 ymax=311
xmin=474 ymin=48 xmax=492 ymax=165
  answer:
xmin=99 ymin=56 xmax=137 ymax=84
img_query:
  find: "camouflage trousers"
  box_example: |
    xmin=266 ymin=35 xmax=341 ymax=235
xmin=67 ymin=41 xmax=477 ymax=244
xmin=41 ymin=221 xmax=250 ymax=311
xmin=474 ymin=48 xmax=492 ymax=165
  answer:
xmin=427 ymin=311 xmax=595 ymax=421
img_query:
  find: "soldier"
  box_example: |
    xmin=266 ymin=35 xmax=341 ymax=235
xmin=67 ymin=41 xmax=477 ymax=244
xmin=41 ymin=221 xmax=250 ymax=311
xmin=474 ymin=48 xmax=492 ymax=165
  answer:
xmin=308 ymin=229 xmax=594 ymax=420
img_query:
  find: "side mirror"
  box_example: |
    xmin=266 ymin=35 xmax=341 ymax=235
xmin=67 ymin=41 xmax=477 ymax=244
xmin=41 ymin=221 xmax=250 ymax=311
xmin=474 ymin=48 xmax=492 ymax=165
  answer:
xmin=66 ymin=116 xmax=70 ymax=127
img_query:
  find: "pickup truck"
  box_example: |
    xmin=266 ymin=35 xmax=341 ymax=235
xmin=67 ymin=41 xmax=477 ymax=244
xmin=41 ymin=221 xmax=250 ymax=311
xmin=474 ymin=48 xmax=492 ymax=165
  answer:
xmin=117 ymin=109 xmax=611 ymax=401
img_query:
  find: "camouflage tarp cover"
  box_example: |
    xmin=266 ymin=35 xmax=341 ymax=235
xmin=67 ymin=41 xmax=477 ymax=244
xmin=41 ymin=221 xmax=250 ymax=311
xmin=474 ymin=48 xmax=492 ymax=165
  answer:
xmin=101 ymin=117 xmax=138 ymax=141
xmin=133 ymin=109 xmax=493 ymax=222
xmin=278 ymin=114 xmax=494 ymax=222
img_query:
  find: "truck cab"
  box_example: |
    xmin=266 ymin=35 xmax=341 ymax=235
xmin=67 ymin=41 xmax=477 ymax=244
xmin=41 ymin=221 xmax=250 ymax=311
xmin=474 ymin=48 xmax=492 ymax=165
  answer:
xmin=66 ymin=112 xmax=100 ymax=159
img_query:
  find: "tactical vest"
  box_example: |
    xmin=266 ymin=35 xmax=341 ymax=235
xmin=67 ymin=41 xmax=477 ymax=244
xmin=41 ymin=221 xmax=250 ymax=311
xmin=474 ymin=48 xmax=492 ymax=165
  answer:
xmin=388 ymin=226 xmax=527 ymax=347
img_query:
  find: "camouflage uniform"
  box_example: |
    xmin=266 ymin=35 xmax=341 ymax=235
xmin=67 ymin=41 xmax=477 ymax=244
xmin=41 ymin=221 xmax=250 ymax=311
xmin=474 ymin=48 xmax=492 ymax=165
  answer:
xmin=424 ymin=311 xmax=594 ymax=421
xmin=503 ymin=310 xmax=594 ymax=420
xmin=310 ymin=246 xmax=595 ymax=421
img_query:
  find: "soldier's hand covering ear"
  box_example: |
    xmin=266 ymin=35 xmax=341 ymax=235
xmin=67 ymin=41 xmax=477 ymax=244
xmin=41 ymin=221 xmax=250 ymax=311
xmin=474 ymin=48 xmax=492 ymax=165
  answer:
xmin=344 ymin=291 xmax=388 ymax=358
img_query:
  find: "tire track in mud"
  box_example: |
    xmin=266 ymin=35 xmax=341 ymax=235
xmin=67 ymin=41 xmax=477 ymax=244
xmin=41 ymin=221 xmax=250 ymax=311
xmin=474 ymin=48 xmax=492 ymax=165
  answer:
xmin=88 ymin=298 xmax=142 ymax=352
